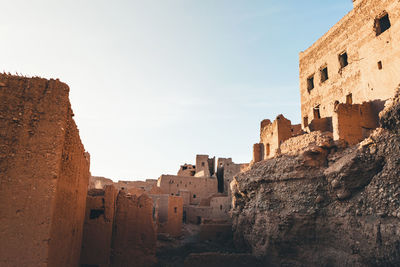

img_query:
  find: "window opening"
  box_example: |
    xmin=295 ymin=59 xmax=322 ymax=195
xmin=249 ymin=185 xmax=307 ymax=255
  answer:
xmin=346 ymin=93 xmax=353 ymax=104
xmin=320 ymin=67 xmax=328 ymax=82
xmin=307 ymin=75 xmax=314 ymax=91
xmin=378 ymin=61 xmax=383 ymax=70
xmin=313 ymin=105 xmax=321 ymax=119
xmin=375 ymin=13 xmax=391 ymax=36
xmin=339 ymin=52 xmax=348 ymax=68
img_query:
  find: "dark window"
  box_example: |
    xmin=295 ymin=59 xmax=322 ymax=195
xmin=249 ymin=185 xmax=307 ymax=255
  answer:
xmin=320 ymin=67 xmax=328 ymax=82
xmin=346 ymin=93 xmax=353 ymax=104
xmin=313 ymin=105 xmax=321 ymax=119
xmin=375 ymin=13 xmax=391 ymax=36
xmin=174 ymin=207 xmax=177 ymax=213
xmin=339 ymin=52 xmax=348 ymax=68
xmin=193 ymin=194 xmax=196 ymax=198
xmin=378 ymin=61 xmax=383 ymax=70
xmin=220 ymin=205 xmax=223 ymax=210
xmin=201 ymin=162 xmax=205 ymax=167
xmin=307 ymin=75 xmax=314 ymax=91
xmin=89 ymin=209 xmax=104 ymax=219
xmin=265 ymin=143 xmax=270 ymax=156
xmin=303 ymin=116 xmax=309 ymax=127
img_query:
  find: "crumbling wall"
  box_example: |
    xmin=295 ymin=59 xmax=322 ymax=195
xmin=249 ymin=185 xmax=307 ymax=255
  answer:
xmin=216 ymin=158 xmax=245 ymax=194
xmin=0 ymin=75 xmax=90 ymax=267
xmin=111 ymin=191 xmax=157 ymax=266
xmin=186 ymin=206 xmax=213 ymax=224
xmin=209 ymin=196 xmax=231 ymax=221
xmin=299 ymin=0 xmax=400 ymax=128
xmin=280 ymin=131 xmax=334 ymax=156
xmin=89 ymin=176 xmax=114 ymax=189
xmin=80 ymin=185 xmax=117 ymax=267
xmin=195 ymin=155 xmax=215 ymax=177
xmin=178 ymin=163 xmax=196 ymax=176
xmin=333 ymin=102 xmax=379 ymax=145
xmin=257 ymin=115 xmax=299 ymax=160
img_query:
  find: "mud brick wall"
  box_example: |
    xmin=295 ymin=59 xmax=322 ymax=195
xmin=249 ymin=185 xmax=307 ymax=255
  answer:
xmin=111 ymin=191 xmax=157 ymax=267
xmin=0 ymin=74 xmax=90 ymax=266
xmin=80 ymin=185 xmax=118 ymax=267
xmin=300 ymin=0 xmax=400 ymax=128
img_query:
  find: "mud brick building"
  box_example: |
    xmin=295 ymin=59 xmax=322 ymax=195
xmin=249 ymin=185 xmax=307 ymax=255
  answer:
xmin=0 ymin=74 xmax=90 ymax=266
xmin=299 ymin=0 xmax=400 ymax=142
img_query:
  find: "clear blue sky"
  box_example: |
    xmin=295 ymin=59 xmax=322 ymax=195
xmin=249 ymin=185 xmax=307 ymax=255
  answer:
xmin=0 ymin=0 xmax=353 ymax=181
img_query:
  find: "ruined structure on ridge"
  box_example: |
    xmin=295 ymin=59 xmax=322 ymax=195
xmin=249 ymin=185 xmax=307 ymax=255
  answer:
xmin=252 ymin=0 xmax=400 ymax=161
xmin=0 ymin=74 xmax=90 ymax=267
xmin=252 ymin=115 xmax=303 ymax=164
xmin=299 ymin=0 xmax=399 ymax=142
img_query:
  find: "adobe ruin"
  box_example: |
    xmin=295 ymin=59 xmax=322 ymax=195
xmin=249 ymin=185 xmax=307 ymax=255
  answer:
xmin=2 ymin=0 xmax=400 ymax=266
xmin=0 ymin=74 xmax=90 ymax=266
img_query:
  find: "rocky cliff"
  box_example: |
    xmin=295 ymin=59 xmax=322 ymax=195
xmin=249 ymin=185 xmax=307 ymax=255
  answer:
xmin=231 ymin=89 xmax=400 ymax=266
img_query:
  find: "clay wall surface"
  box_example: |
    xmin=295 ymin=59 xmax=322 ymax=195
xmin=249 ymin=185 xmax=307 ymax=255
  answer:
xmin=115 ymin=179 xmax=157 ymax=191
xmin=178 ymin=163 xmax=196 ymax=176
xmin=195 ymin=155 xmax=215 ymax=177
xmin=157 ymin=175 xmax=218 ymax=205
xmin=89 ymin=176 xmax=114 ymax=189
xmin=80 ymin=185 xmax=117 ymax=267
xmin=258 ymin=115 xmax=298 ymax=160
xmin=186 ymin=206 xmax=213 ymax=224
xmin=111 ymin=191 xmax=157 ymax=267
xmin=308 ymin=117 xmax=333 ymax=133
xmin=162 ymin=196 xmax=183 ymax=237
xmin=178 ymin=190 xmax=191 ymax=206
xmin=280 ymin=131 xmax=333 ymax=156
xmin=333 ymin=102 xmax=379 ymax=145
xmin=209 ymin=196 xmax=231 ymax=221
xmin=299 ymin=0 xmax=400 ymax=128
xmin=0 ymin=75 xmax=90 ymax=267
xmin=252 ymin=143 xmax=263 ymax=164
xmin=216 ymin=158 xmax=245 ymax=194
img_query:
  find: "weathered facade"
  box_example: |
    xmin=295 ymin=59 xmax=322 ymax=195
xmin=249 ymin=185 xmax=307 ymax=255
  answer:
xmin=80 ymin=185 xmax=118 ymax=267
xmin=111 ymin=191 xmax=157 ymax=266
xmin=157 ymin=174 xmax=218 ymax=205
xmin=0 ymin=75 xmax=90 ymax=267
xmin=299 ymin=0 xmax=400 ymax=130
xmin=252 ymin=115 xmax=302 ymax=163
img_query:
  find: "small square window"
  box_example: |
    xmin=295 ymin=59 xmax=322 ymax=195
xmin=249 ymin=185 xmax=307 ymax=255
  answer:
xmin=307 ymin=75 xmax=314 ymax=91
xmin=377 ymin=61 xmax=383 ymax=70
xmin=320 ymin=67 xmax=328 ymax=83
xmin=339 ymin=52 xmax=348 ymax=68
xmin=375 ymin=13 xmax=391 ymax=36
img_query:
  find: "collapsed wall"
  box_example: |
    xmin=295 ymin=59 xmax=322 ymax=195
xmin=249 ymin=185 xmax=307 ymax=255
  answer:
xmin=0 ymin=74 xmax=90 ymax=266
xmin=231 ymin=89 xmax=400 ymax=266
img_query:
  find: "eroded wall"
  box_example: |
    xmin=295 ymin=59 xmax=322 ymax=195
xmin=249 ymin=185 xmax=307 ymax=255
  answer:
xmin=80 ymin=185 xmax=117 ymax=267
xmin=111 ymin=191 xmax=157 ymax=266
xmin=300 ymin=0 xmax=400 ymax=128
xmin=0 ymin=75 xmax=90 ymax=267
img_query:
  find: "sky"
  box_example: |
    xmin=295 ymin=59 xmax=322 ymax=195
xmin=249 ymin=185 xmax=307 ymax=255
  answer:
xmin=0 ymin=0 xmax=353 ymax=181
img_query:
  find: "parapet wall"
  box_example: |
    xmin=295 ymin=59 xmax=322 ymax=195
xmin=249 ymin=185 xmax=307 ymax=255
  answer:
xmin=0 ymin=74 xmax=90 ymax=266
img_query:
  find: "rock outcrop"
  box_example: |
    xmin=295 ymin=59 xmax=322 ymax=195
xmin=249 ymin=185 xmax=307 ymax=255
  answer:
xmin=231 ymin=90 xmax=400 ymax=266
